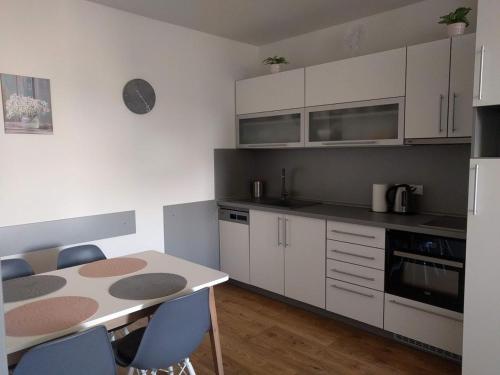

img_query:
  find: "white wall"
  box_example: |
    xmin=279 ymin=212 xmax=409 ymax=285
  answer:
xmin=259 ymin=0 xmax=477 ymax=71
xmin=0 ymin=0 xmax=258 ymax=261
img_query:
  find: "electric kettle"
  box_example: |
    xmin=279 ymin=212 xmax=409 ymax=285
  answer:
xmin=386 ymin=184 xmax=416 ymax=214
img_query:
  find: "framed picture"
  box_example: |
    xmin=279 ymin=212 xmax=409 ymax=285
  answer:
xmin=0 ymin=73 xmax=53 ymax=135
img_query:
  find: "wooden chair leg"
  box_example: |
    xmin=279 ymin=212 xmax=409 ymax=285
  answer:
xmin=208 ymin=287 xmax=224 ymax=375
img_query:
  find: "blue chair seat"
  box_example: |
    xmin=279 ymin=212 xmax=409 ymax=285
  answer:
xmin=57 ymin=244 xmax=106 ymax=269
xmin=112 ymin=327 xmax=146 ymax=367
xmin=1 ymin=259 xmax=34 ymax=281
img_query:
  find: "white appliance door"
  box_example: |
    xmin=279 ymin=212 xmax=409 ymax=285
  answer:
xmin=463 ymin=159 xmax=500 ymax=374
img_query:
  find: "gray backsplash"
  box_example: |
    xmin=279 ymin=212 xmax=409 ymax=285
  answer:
xmin=215 ymin=144 xmax=471 ymax=216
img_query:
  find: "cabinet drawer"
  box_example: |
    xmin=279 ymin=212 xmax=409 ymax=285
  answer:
xmin=327 ymin=259 xmax=384 ymax=291
xmin=327 ymin=221 xmax=385 ymax=248
xmin=327 ymin=240 xmax=385 ymax=270
xmin=384 ymin=294 xmax=463 ymax=355
xmin=326 ymin=278 xmax=384 ymax=328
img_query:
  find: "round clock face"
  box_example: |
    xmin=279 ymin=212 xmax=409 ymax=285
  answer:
xmin=122 ymin=79 xmax=156 ymax=114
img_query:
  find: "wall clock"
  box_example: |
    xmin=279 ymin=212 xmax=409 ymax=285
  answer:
xmin=122 ymin=79 xmax=156 ymax=114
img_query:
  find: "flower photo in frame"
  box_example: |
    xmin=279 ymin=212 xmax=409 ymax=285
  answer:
xmin=1 ymin=73 xmax=53 ymax=134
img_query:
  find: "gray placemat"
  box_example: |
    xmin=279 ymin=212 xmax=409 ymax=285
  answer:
xmin=109 ymin=273 xmax=187 ymax=300
xmin=3 ymin=275 xmax=67 ymax=303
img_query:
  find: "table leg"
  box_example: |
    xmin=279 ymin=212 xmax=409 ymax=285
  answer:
xmin=209 ymin=286 xmax=224 ymax=375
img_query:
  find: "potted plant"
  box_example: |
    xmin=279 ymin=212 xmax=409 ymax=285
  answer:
xmin=439 ymin=7 xmax=472 ymax=37
xmin=262 ymin=56 xmax=289 ymax=74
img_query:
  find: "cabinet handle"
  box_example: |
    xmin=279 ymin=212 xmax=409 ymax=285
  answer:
xmin=277 ymin=217 xmax=282 ymax=246
xmin=451 ymin=93 xmax=457 ymax=133
xmin=388 ymin=300 xmax=462 ymax=322
xmin=247 ymin=143 xmax=288 ymax=148
xmin=469 ymin=164 xmax=479 ymax=215
xmin=478 ymin=45 xmax=485 ymax=100
xmin=438 ymin=94 xmax=444 ymax=133
xmin=330 ymin=229 xmax=376 ymax=239
xmin=330 ymin=249 xmax=375 ymax=260
xmin=321 ymin=140 xmax=377 ymax=146
xmin=330 ymin=269 xmax=375 ymax=281
xmin=284 ymin=218 xmax=289 ymax=248
xmin=331 ymin=284 xmax=374 ymax=298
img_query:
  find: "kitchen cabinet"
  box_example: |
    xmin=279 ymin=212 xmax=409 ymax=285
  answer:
xmin=237 ymin=108 xmax=304 ymax=148
xmin=305 ymin=48 xmax=406 ymax=107
xmin=249 ymin=210 xmax=325 ymax=308
xmin=449 ymin=34 xmax=475 ymax=137
xmin=405 ymin=39 xmax=451 ymax=139
xmin=474 ymin=0 xmax=500 ymax=106
xmin=327 ymin=240 xmax=385 ymax=270
xmin=219 ymin=216 xmax=250 ymax=284
xmin=305 ymin=97 xmax=404 ymax=147
xmin=327 ymin=220 xmax=385 ymax=248
xmin=385 ymin=294 xmax=463 ymax=355
xmin=236 ymin=69 xmax=305 ymax=115
xmin=463 ymin=159 xmax=500 ymax=374
xmin=406 ymin=36 xmax=475 ymax=140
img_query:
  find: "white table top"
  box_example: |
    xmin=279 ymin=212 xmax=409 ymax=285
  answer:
xmin=4 ymin=251 xmax=228 ymax=354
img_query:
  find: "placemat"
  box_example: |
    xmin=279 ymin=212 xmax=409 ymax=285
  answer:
xmin=3 ymin=275 xmax=67 ymax=303
xmin=109 ymin=273 xmax=187 ymax=300
xmin=5 ymin=296 xmax=99 ymax=337
xmin=79 ymin=257 xmax=147 ymax=278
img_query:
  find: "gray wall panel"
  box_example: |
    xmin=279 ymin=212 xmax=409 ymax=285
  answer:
xmin=164 ymin=200 xmax=219 ymax=270
xmin=214 ymin=149 xmax=255 ymax=200
xmin=0 ymin=211 xmax=136 ymax=257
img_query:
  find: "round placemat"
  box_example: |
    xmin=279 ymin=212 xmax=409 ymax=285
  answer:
xmin=109 ymin=273 xmax=187 ymax=300
xmin=78 ymin=257 xmax=147 ymax=278
xmin=3 ymin=275 xmax=67 ymax=303
xmin=5 ymin=296 xmax=99 ymax=337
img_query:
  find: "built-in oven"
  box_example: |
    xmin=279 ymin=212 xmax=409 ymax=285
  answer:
xmin=385 ymin=230 xmax=466 ymax=313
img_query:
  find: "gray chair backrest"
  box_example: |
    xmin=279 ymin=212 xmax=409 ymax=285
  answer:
xmin=57 ymin=244 xmax=106 ymax=269
xmin=1 ymin=259 xmax=34 ymax=281
xmin=131 ymin=288 xmax=211 ymax=370
xmin=13 ymin=326 xmax=116 ymax=375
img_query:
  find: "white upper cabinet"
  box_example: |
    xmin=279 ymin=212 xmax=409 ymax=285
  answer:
xmin=449 ymin=34 xmax=476 ymax=138
xmin=236 ymin=69 xmax=305 ymax=115
xmin=405 ymin=39 xmax=451 ymax=139
xmin=474 ymin=0 xmax=500 ymax=106
xmin=305 ymin=48 xmax=406 ymax=107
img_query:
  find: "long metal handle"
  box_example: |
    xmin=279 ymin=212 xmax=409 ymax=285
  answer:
xmin=330 ymin=229 xmax=376 ymax=239
xmin=321 ymin=140 xmax=377 ymax=146
xmin=438 ymin=94 xmax=444 ymax=133
xmin=277 ymin=217 xmax=282 ymax=246
xmin=478 ymin=45 xmax=485 ymax=100
xmin=451 ymin=93 xmax=457 ymax=133
xmin=331 ymin=284 xmax=374 ymax=298
xmin=469 ymin=164 xmax=479 ymax=215
xmin=330 ymin=269 xmax=375 ymax=281
xmin=284 ymin=218 xmax=289 ymax=248
xmin=330 ymin=249 xmax=375 ymax=260
xmin=393 ymin=251 xmax=464 ymax=268
xmin=388 ymin=300 xmax=463 ymax=322
xmin=247 ymin=143 xmax=287 ymax=148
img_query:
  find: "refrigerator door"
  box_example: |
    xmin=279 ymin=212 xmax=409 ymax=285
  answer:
xmin=463 ymin=159 xmax=500 ymax=374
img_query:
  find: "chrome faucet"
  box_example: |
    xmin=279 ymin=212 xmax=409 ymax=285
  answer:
xmin=280 ymin=168 xmax=288 ymax=201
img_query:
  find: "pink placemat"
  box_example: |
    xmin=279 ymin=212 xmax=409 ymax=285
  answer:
xmin=5 ymin=296 xmax=98 ymax=337
xmin=78 ymin=257 xmax=147 ymax=278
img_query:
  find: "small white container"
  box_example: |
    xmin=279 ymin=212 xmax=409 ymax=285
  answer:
xmin=447 ymin=22 xmax=466 ymax=37
xmin=270 ymin=64 xmax=281 ymax=74
xmin=372 ymin=184 xmax=389 ymax=213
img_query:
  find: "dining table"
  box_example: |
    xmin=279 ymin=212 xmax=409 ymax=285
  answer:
xmin=2 ymin=250 xmax=229 ymax=374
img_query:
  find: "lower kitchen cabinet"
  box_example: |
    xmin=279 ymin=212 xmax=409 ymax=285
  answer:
xmin=219 ymin=219 xmax=250 ymax=283
xmin=249 ymin=210 xmax=326 ymax=308
xmin=384 ymin=294 xmax=463 ymax=355
xmin=326 ymin=278 xmax=384 ymax=328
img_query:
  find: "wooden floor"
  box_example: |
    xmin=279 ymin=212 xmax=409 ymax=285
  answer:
xmin=120 ymin=283 xmax=461 ymax=374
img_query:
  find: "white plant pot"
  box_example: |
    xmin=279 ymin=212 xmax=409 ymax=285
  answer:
xmin=269 ymin=64 xmax=281 ymax=74
xmin=447 ymin=22 xmax=466 ymax=37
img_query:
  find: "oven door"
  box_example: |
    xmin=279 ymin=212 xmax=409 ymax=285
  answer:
xmin=386 ymin=250 xmax=465 ymax=312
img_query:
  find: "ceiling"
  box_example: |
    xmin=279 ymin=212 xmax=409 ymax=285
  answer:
xmin=87 ymin=0 xmax=424 ymax=46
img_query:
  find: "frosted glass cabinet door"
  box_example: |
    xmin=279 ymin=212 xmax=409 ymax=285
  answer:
xmin=305 ymin=97 xmax=404 ymax=147
xmin=237 ymin=109 xmax=304 ymax=148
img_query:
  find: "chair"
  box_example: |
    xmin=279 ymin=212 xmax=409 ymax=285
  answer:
xmin=1 ymin=259 xmax=34 ymax=281
xmin=112 ymin=288 xmax=211 ymax=375
xmin=13 ymin=326 xmax=116 ymax=375
xmin=57 ymin=244 xmax=106 ymax=269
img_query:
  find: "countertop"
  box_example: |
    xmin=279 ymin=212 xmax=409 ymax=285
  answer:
xmin=218 ymin=199 xmax=467 ymax=240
